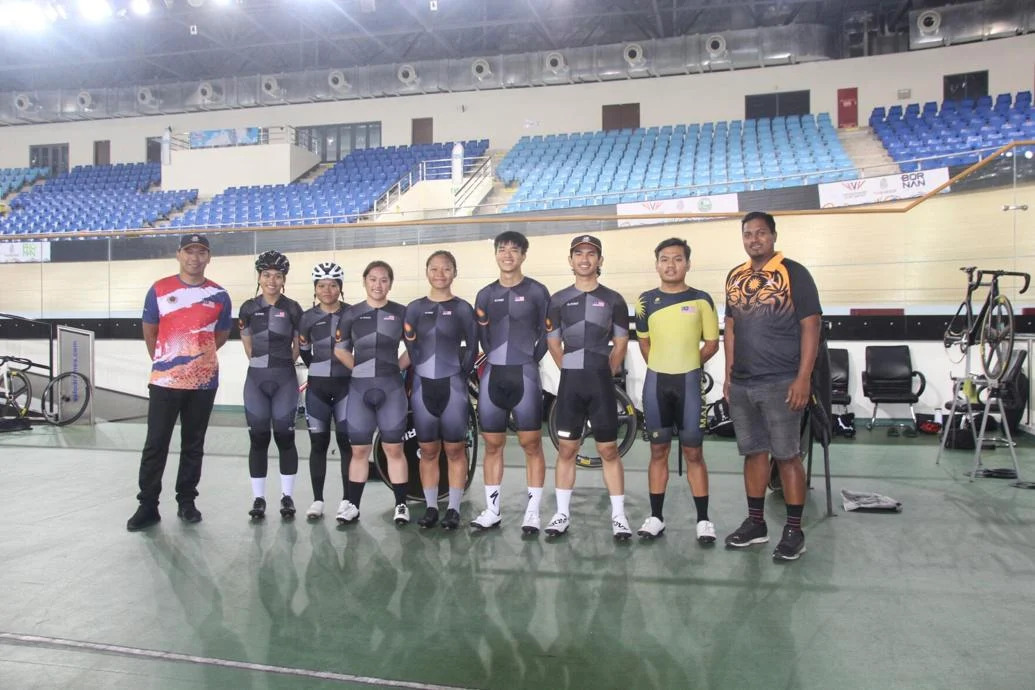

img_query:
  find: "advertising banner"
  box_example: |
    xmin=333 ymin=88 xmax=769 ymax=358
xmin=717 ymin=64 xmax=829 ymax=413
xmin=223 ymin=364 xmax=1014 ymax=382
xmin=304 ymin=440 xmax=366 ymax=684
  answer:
xmin=617 ymin=193 xmax=740 ymax=227
xmin=0 ymin=241 xmax=50 ymax=263
xmin=818 ymin=168 xmax=950 ymax=208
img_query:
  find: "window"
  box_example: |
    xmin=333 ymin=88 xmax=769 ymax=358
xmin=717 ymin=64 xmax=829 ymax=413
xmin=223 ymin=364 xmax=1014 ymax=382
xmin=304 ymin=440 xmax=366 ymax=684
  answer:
xmin=296 ymin=121 xmax=382 ymax=163
xmin=29 ymin=144 xmax=69 ymax=176
xmin=944 ymin=70 xmax=988 ymax=102
xmin=745 ymin=90 xmax=811 ymax=119
xmin=602 ymin=104 xmax=641 ymax=131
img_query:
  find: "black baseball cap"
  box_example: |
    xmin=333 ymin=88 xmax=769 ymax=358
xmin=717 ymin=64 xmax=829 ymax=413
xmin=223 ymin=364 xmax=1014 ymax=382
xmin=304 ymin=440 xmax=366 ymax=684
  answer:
xmin=569 ymin=234 xmax=602 ymax=252
xmin=179 ymin=233 xmax=210 ymax=250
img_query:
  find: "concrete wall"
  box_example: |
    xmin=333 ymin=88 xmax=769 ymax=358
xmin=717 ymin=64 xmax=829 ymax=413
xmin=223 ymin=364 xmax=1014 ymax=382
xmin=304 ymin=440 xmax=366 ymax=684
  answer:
xmin=161 ymin=142 xmax=320 ymax=196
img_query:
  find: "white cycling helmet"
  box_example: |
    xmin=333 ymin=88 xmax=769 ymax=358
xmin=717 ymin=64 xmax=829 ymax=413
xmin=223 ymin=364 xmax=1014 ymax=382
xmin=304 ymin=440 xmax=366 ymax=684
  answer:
xmin=311 ymin=261 xmax=345 ymax=282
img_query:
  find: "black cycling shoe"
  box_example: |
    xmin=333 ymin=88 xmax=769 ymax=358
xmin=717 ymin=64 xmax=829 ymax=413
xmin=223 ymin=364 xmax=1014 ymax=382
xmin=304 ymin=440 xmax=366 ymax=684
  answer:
xmin=176 ymin=502 xmax=202 ymax=523
xmin=280 ymin=495 xmax=296 ymax=519
xmin=249 ymin=497 xmax=267 ymax=520
xmin=440 ymin=508 xmax=461 ymax=530
xmin=417 ymin=507 xmax=439 ymax=528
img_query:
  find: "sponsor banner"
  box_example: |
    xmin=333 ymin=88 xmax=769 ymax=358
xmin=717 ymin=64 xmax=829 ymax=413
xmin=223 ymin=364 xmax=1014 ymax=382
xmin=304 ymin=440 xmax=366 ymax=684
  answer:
xmin=819 ymin=168 xmax=950 ymax=208
xmin=617 ymin=193 xmax=740 ymax=227
xmin=0 ymin=241 xmax=50 ymax=263
xmin=189 ymin=127 xmax=261 ymax=149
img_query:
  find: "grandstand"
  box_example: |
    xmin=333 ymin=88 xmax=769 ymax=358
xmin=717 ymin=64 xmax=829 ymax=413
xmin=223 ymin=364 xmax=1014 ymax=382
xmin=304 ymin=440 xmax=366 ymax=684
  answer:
xmin=0 ymin=163 xmax=196 ymax=235
xmin=871 ymin=90 xmax=1035 ymax=172
xmin=497 ymin=114 xmax=854 ymax=212
xmin=0 ymin=167 xmax=49 ymax=199
xmin=171 ymin=140 xmax=488 ymax=229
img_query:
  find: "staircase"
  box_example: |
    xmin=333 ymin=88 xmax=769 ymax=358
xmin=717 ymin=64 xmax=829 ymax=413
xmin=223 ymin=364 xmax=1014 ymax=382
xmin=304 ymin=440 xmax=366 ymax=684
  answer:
xmin=838 ymin=127 xmax=901 ymax=178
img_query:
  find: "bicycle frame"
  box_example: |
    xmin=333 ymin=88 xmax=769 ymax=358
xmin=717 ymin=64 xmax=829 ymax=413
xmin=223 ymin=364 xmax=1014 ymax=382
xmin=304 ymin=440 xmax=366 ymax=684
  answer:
xmin=959 ymin=267 xmax=1031 ymax=347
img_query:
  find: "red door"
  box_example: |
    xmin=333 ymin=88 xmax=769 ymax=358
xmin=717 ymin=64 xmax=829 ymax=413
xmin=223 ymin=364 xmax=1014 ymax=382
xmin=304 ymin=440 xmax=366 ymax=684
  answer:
xmin=837 ymin=88 xmax=858 ymax=128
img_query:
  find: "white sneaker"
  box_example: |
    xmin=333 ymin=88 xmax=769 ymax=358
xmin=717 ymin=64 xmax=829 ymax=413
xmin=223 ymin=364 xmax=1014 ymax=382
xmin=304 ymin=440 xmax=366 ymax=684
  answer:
xmin=470 ymin=508 xmax=502 ymax=530
xmin=306 ymin=500 xmax=324 ymax=520
xmin=394 ymin=503 xmax=410 ymax=525
xmin=336 ymin=500 xmax=360 ymax=524
xmin=637 ymin=516 xmax=666 ymax=539
xmin=521 ymin=510 xmax=541 ymax=534
xmin=544 ymin=512 xmax=570 ymax=536
xmin=697 ymin=519 xmax=717 ymax=543
xmin=612 ymin=514 xmax=632 ymax=540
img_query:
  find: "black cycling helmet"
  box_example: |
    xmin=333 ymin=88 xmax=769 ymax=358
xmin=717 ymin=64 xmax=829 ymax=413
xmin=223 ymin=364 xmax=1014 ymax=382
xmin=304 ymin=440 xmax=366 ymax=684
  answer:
xmin=255 ymin=250 xmax=290 ymax=275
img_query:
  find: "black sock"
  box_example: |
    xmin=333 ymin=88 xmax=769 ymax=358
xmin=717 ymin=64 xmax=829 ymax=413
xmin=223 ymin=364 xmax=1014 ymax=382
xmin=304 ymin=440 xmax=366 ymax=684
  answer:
xmin=649 ymin=492 xmax=665 ymax=520
xmin=693 ymin=495 xmax=710 ymax=522
xmin=747 ymin=495 xmax=765 ymax=524
xmin=786 ymin=503 xmax=804 ymax=530
xmin=392 ymin=482 xmax=409 ymax=506
xmin=347 ymin=480 xmax=365 ymax=508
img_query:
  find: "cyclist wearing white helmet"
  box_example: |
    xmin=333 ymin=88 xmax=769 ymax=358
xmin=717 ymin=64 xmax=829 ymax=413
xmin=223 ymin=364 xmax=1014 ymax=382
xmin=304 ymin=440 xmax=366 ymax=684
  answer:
xmin=239 ymin=250 xmax=304 ymax=521
xmin=298 ymin=261 xmax=352 ymax=520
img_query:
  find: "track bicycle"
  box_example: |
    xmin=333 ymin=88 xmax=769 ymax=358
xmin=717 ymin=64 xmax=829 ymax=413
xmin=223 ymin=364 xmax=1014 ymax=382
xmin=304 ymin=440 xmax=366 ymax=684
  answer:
xmin=546 ymin=369 xmax=714 ymax=468
xmin=943 ymin=266 xmax=1030 ymax=380
xmin=0 ymin=355 xmax=92 ymax=426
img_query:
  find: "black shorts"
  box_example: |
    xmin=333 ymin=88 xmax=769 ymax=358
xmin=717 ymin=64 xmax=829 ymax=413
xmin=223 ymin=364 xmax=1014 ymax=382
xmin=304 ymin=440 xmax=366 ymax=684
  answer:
xmin=244 ymin=367 xmax=298 ymax=434
xmin=643 ymin=369 xmax=704 ymax=448
xmin=305 ymin=376 xmax=349 ymax=434
xmin=477 ymin=362 xmax=542 ymax=433
xmin=553 ymin=368 xmax=618 ymax=443
xmin=346 ymin=375 xmax=407 ymax=445
xmin=412 ymin=374 xmax=470 ymax=443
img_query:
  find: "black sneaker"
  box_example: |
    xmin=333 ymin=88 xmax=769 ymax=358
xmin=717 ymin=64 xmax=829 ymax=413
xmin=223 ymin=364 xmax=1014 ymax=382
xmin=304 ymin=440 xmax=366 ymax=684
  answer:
xmin=440 ymin=508 xmax=461 ymax=530
xmin=176 ymin=502 xmax=202 ymax=523
xmin=249 ymin=497 xmax=267 ymax=520
xmin=772 ymin=527 xmax=806 ymax=561
xmin=418 ymin=507 xmax=439 ymax=528
xmin=280 ymin=495 xmax=296 ymax=519
xmin=127 ymin=504 xmax=161 ymax=532
xmin=724 ymin=517 xmax=769 ymax=548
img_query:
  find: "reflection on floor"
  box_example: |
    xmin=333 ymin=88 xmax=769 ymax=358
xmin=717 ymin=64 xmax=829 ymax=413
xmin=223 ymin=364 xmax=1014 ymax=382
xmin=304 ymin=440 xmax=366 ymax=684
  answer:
xmin=0 ymin=422 xmax=1033 ymax=689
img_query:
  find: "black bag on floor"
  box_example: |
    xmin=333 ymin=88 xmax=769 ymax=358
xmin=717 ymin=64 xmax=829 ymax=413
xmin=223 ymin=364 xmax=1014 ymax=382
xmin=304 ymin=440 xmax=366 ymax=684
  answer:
xmin=943 ymin=419 xmax=976 ymax=450
xmin=706 ymin=399 xmax=736 ymax=437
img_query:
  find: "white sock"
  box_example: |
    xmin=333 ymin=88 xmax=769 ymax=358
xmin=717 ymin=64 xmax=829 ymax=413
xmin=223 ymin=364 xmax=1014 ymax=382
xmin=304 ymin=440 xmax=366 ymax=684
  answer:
xmin=485 ymin=485 xmax=501 ymax=514
xmin=280 ymin=474 xmax=295 ymax=497
xmin=526 ymin=487 xmax=543 ymax=513
xmin=556 ymin=488 xmax=572 ymax=516
xmin=424 ymin=488 xmax=439 ymax=509
xmin=250 ymin=477 xmax=266 ymax=499
xmin=610 ymin=494 xmax=626 ymax=518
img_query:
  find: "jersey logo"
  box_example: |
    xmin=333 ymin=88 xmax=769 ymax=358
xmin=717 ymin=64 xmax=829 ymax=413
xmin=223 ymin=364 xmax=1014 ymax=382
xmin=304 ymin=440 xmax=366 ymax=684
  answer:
xmin=441 ymin=310 xmax=452 ymax=316
xmin=383 ymin=314 xmax=396 ymax=321
xmin=513 ymin=296 xmax=525 ymax=302
xmin=681 ymin=305 xmax=696 ymax=313
xmin=565 ymin=301 xmax=579 ymax=306
xmin=592 ymin=300 xmax=606 ymax=307
xmin=273 ymin=310 xmax=285 ymax=318
xmin=167 ymin=296 xmax=177 ymax=304
xmin=334 ymin=329 xmax=343 ymax=342
xmin=493 ymin=298 xmax=505 ymax=303
xmin=424 ymin=311 xmax=435 ymax=315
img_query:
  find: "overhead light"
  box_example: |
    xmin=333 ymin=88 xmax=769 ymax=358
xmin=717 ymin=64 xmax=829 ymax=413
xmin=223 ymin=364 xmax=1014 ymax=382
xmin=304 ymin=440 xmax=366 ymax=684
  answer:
xmin=212 ymin=0 xmax=233 ymax=7
xmin=11 ymin=1 xmax=49 ymax=31
xmin=78 ymin=0 xmax=113 ymax=22
xmin=130 ymin=0 xmax=151 ymax=16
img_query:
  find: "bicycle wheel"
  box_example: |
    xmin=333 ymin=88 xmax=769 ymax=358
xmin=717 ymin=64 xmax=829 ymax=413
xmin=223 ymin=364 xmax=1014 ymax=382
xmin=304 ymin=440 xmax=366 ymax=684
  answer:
xmin=374 ymin=405 xmax=478 ymax=502
xmin=40 ymin=372 xmax=91 ymax=426
xmin=942 ymin=301 xmax=970 ymax=364
xmin=1 ymin=370 xmax=32 ymax=419
xmin=979 ymin=294 xmax=1014 ymax=380
xmin=547 ymin=385 xmax=638 ymax=469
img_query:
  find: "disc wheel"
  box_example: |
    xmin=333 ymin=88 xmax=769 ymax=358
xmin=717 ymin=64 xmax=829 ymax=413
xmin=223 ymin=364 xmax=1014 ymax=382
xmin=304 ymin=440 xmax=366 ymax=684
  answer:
xmin=374 ymin=405 xmax=478 ymax=502
xmin=979 ymin=294 xmax=1014 ymax=381
xmin=548 ymin=385 xmax=638 ymax=469
xmin=2 ymin=370 xmax=32 ymax=419
xmin=41 ymin=372 xmax=91 ymax=426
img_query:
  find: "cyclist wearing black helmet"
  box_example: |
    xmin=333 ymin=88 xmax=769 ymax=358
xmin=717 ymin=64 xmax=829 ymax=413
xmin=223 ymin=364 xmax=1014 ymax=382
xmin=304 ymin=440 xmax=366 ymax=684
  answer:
xmin=239 ymin=250 xmax=304 ymax=520
xmin=333 ymin=261 xmax=412 ymax=525
xmin=298 ymin=261 xmax=352 ymax=521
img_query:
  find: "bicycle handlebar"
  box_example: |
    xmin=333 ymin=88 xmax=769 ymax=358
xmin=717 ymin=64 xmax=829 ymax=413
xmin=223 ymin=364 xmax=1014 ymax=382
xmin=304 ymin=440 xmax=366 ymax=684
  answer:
xmin=961 ymin=267 xmax=1031 ymax=294
xmin=0 ymin=355 xmax=34 ymax=369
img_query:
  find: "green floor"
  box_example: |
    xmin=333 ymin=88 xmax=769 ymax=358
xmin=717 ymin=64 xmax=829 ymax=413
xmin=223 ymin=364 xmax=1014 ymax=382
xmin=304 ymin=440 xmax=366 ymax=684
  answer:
xmin=1 ymin=421 xmax=1034 ymax=689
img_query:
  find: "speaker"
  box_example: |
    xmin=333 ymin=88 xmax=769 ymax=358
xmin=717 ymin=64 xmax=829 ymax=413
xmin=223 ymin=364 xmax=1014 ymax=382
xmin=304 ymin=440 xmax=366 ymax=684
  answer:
xmin=328 ymin=70 xmax=350 ymax=92
xmin=917 ymin=10 xmax=941 ymax=35
xmin=397 ymin=64 xmax=418 ymax=85
xmin=623 ymin=43 xmax=645 ymax=67
xmin=544 ymin=51 xmax=567 ymax=74
xmin=14 ymin=93 xmax=34 ymax=112
xmin=706 ymin=34 xmax=727 ymax=58
xmin=471 ymin=58 xmax=492 ymax=81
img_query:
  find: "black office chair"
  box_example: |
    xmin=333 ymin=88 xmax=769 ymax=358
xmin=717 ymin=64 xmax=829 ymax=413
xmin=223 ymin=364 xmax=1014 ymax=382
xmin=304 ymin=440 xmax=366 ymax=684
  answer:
xmin=861 ymin=345 xmax=926 ymax=431
xmin=829 ymin=348 xmax=851 ymax=408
